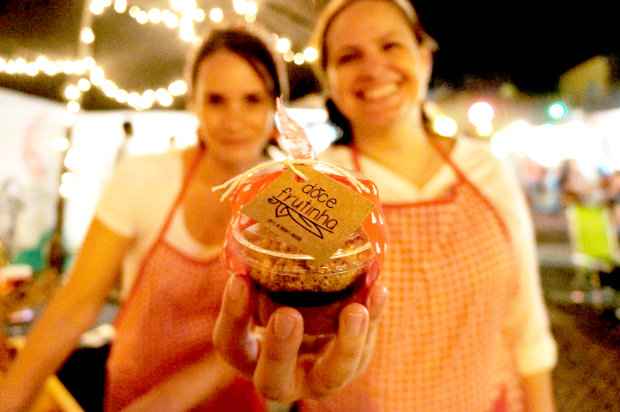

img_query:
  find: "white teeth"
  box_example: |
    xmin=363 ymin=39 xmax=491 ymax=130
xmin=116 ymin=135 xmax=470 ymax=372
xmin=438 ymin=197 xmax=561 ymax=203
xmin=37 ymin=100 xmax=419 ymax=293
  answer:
xmin=363 ymin=83 xmax=398 ymax=100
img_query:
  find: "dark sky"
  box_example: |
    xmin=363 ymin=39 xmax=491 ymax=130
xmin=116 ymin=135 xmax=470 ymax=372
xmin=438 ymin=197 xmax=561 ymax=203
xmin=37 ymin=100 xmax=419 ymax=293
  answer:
xmin=1 ymin=0 xmax=619 ymax=107
xmin=415 ymin=1 xmax=620 ymax=92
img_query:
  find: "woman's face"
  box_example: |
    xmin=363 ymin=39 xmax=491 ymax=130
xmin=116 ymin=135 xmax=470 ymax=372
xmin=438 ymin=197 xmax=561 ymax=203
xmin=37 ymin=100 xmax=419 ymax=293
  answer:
xmin=192 ymin=49 xmax=275 ymax=165
xmin=325 ymin=0 xmax=432 ymax=129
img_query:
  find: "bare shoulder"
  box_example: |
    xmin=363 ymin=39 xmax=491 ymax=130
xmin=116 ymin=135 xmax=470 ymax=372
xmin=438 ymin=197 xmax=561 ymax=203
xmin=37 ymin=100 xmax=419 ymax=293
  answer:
xmin=115 ymin=149 xmax=184 ymax=185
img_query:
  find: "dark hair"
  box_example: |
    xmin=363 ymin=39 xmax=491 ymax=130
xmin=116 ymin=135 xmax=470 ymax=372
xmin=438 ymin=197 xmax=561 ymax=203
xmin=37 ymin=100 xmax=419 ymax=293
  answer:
xmin=325 ymin=98 xmax=353 ymax=145
xmin=187 ymin=28 xmax=288 ymax=102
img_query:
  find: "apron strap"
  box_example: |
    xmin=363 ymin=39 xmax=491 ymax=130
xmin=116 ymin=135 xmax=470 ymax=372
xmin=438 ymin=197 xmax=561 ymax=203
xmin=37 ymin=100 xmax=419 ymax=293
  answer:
xmin=117 ymin=147 xmax=205 ymax=321
xmin=138 ymin=146 xmax=205 ymax=269
xmin=157 ymin=147 xmax=205 ymax=240
xmin=349 ymin=138 xmax=511 ymax=241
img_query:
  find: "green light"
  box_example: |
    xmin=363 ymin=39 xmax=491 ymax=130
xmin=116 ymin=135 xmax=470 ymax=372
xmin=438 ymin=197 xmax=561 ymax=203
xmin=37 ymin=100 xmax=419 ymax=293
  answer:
xmin=547 ymin=101 xmax=568 ymax=120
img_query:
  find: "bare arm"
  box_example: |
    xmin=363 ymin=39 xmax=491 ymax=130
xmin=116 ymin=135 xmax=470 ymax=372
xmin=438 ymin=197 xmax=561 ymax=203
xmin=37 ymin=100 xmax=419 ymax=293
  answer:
xmin=122 ymin=351 xmax=238 ymax=412
xmin=522 ymin=371 xmax=556 ymax=412
xmin=0 ymin=218 xmax=132 ymax=412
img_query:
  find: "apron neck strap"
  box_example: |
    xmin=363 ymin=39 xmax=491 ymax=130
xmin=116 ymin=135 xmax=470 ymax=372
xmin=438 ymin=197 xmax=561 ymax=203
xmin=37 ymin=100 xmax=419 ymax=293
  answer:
xmin=157 ymin=147 xmax=205 ymax=239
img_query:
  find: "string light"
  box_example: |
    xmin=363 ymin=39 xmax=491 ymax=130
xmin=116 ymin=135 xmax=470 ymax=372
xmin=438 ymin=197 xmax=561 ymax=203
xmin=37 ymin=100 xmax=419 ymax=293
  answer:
xmin=67 ymin=100 xmax=81 ymax=113
xmin=276 ymin=37 xmax=292 ymax=54
xmin=162 ymin=10 xmax=180 ymax=28
xmin=0 ymin=56 xmax=91 ymax=77
xmin=135 ymin=10 xmax=149 ymax=25
xmin=80 ymin=27 xmax=95 ymax=44
xmin=147 ymin=8 xmax=162 ymax=24
xmin=78 ymin=78 xmax=91 ymax=91
xmin=208 ymin=7 xmax=224 ymax=23
xmin=128 ymin=6 xmax=140 ymax=18
xmin=0 ymin=0 xmax=313 ymax=111
xmin=432 ymin=115 xmax=459 ymax=138
xmin=89 ymin=3 xmax=106 ymax=15
xmin=283 ymin=51 xmax=295 ymax=63
xmin=168 ymin=79 xmax=188 ymax=96
xmin=303 ymin=47 xmax=318 ymax=63
xmin=113 ymin=0 xmax=127 ymax=14
xmin=193 ymin=8 xmax=205 ymax=22
xmin=293 ymin=53 xmax=305 ymax=66
xmin=64 ymin=84 xmax=81 ymax=100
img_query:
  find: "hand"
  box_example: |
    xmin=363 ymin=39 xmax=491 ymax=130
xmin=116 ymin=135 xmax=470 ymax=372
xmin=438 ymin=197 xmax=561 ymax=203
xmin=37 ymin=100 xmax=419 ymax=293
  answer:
xmin=213 ymin=274 xmax=387 ymax=403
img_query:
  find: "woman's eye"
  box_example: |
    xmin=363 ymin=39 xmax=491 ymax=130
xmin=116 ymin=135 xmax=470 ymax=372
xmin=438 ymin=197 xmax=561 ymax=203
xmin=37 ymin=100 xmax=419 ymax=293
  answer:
xmin=383 ymin=41 xmax=401 ymax=51
xmin=336 ymin=53 xmax=359 ymax=65
xmin=207 ymin=94 xmax=223 ymax=105
xmin=245 ymin=94 xmax=263 ymax=105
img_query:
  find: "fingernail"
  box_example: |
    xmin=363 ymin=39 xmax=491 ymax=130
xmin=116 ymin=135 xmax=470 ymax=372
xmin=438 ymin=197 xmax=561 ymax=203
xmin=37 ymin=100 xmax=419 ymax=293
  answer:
xmin=344 ymin=312 xmax=365 ymax=337
xmin=273 ymin=312 xmax=296 ymax=340
xmin=225 ymin=276 xmax=247 ymax=317
xmin=369 ymin=286 xmax=388 ymax=311
xmin=228 ymin=276 xmax=246 ymax=303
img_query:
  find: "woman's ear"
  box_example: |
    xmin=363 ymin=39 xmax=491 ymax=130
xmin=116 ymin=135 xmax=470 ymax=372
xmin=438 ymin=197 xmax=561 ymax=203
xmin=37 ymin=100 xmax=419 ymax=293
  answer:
xmin=421 ymin=46 xmax=433 ymax=76
xmin=418 ymin=46 xmax=433 ymax=89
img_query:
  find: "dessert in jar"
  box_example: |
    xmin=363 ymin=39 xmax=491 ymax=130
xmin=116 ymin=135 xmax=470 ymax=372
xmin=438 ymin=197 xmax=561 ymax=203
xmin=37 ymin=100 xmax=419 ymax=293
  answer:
xmin=216 ymin=101 xmax=387 ymax=336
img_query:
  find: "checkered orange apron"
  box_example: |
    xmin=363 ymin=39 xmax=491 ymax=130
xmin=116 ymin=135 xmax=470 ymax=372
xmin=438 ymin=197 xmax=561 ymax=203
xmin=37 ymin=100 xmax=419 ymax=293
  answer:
xmin=298 ymin=145 xmax=523 ymax=412
xmin=105 ymin=151 xmax=265 ymax=412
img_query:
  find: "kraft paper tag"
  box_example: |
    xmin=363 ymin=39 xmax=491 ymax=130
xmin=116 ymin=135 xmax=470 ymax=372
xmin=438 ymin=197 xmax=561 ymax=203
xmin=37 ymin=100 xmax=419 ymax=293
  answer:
xmin=242 ymin=166 xmax=374 ymax=263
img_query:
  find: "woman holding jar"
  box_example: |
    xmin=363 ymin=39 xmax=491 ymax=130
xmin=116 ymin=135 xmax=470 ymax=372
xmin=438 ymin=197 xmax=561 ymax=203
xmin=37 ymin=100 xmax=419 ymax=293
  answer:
xmin=0 ymin=27 xmax=336 ymax=412
xmin=215 ymin=1 xmax=557 ymax=411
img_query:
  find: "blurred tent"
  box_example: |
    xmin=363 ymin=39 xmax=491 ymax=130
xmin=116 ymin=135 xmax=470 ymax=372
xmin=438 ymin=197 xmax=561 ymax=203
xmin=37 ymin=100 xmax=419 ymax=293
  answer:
xmin=0 ymin=88 xmax=65 ymax=259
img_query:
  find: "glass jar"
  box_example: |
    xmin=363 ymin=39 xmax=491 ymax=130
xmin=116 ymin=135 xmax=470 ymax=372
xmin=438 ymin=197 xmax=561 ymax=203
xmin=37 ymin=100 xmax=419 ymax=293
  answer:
xmin=225 ymin=214 xmax=379 ymax=336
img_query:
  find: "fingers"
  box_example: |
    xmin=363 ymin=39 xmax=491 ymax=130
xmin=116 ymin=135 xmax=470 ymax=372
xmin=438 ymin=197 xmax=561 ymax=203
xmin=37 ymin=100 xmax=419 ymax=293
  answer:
xmin=253 ymin=307 xmax=304 ymax=402
xmin=367 ymin=282 xmax=389 ymax=322
xmin=357 ymin=283 xmax=388 ymax=374
xmin=213 ymin=274 xmax=258 ymax=376
xmin=306 ymin=303 xmax=369 ymax=398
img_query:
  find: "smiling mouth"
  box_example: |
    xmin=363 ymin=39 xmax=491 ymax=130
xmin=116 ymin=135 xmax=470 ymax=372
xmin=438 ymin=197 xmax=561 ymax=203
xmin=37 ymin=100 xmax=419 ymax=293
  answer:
xmin=225 ymin=139 xmax=255 ymax=146
xmin=356 ymin=83 xmax=400 ymax=101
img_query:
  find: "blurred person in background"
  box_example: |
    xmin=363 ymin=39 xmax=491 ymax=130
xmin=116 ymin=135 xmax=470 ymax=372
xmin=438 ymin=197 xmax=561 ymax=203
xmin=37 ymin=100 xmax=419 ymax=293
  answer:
xmin=557 ymin=158 xmax=594 ymax=207
xmin=231 ymin=0 xmax=555 ymax=410
xmin=603 ymin=170 xmax=620 ymax=233
xmin=1 ymin=27 xmax=294 ymax=412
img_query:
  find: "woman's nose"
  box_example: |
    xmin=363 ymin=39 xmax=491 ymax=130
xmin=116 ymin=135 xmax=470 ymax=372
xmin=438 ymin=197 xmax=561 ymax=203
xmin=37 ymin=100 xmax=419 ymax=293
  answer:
xmin=222 ymin=104 xmax=244 ymax=127
xmin=358 ymin=50 xmax=387 ymax=77
xmin=222 ymin=101 xmax=243 ymax=120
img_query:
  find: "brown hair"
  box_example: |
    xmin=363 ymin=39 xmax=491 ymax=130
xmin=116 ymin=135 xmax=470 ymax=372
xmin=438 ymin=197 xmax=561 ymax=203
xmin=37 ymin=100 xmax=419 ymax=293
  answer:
xmin=186 ymin=26 xmax=289 ymax=103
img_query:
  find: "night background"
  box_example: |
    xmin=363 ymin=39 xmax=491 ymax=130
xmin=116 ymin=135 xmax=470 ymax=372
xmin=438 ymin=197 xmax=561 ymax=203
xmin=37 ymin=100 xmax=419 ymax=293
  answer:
xmin=1 ymin=2 xmax=620 ymax=412
xmin=1 ymin=0 xmax=619 ymax=107
xmin=415 ymin=0 xmax=620 ymax=93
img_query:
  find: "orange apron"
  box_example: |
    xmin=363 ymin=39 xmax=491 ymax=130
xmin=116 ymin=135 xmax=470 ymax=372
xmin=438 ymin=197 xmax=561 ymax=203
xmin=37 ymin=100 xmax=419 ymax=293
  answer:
xmin=298 ymin=145 xmax=522 ymax=412
xmin=105 ymin=151 xmax=265 ymax=412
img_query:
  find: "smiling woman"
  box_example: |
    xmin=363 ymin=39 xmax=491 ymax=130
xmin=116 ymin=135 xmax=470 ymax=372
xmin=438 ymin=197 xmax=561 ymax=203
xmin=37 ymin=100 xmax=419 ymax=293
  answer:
xmin=323 ymin=1 xmax=433 ymax=129
xmin=298 ymin=0 xmax=559 ymax=411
